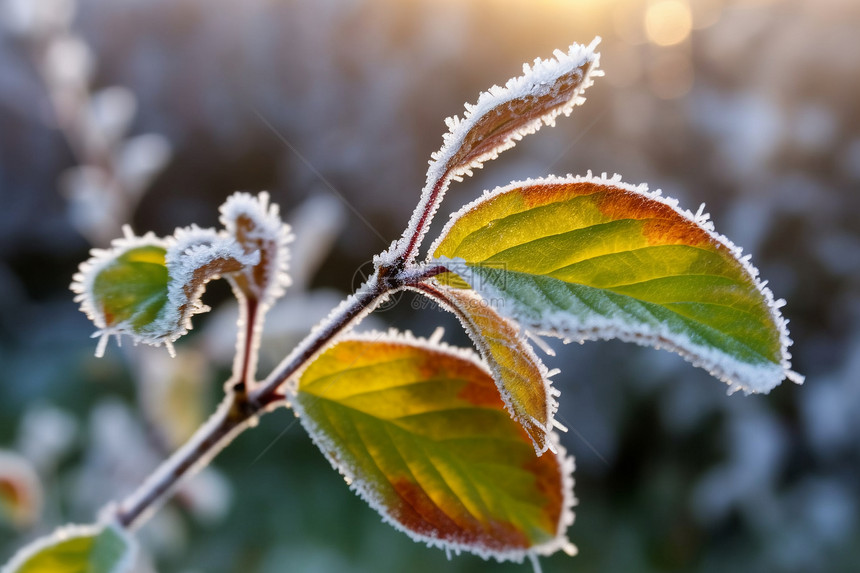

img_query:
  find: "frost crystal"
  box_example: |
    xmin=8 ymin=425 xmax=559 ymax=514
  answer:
xmin=429 ymin=173 xmax=803 ymax=394
xmin=71 ymin=224 xmax=259 ymax=357
xmin=397 ymin=38 xmax=602 ymax=261
xmin=289 ymin=331 xmax=578 ymax=565
xmin=219 ymin=191 xmax=293 ymax=307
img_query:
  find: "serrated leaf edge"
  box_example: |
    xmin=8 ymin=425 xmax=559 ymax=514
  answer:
xmin=428 ymin=172 xmax=803 ymax=394
xmin=288 ymin=329 xmax=577 ymax=563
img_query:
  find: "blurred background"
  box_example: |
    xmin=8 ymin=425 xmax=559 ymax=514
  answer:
xmin=1 ymin=0 xmax=858 ymax=571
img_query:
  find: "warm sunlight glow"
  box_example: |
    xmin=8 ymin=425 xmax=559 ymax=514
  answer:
xmin=645 ymin=0 xmax=693 ymax=46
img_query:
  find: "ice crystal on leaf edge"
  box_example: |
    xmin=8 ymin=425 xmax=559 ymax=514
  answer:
xmin=427 ymin=172 xmax=804 ymax=395
xmin=286 ymin=329 xmax=578 ymax=567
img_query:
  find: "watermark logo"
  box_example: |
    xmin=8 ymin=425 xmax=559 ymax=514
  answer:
xmin=350 ymin=260 xmax=402 ymax=312
xmin=434 ymin=260 xmax=508 ymax=291
xmin=409 ymin=292 xmax=506 ymax=312
xmin=351 ymin=259 xmax=508 ymax=313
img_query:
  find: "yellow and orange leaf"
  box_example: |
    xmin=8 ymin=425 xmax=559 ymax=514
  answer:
xmin=430 ymin=174 xmax=802 ymax=394
xmin=293 ymin=334 xmax=575 ymax=562
xmin=414 ymin=284 xmax=559 ymax=455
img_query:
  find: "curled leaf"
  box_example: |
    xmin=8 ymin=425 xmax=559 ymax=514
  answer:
xmin=293 ymin=332 xmax=576 ymax=562
xmin=2 ymin=522 xmax=134 ymax=573
xmin=219 ymin=191 xmax=293 ymax=306
xmin=430 ymin=174 xmax=802 ymax=394
xmin=414 ymin=284 xmax=559 ymax=455
xmin=71 ymin=225 xmax=259 ymax=356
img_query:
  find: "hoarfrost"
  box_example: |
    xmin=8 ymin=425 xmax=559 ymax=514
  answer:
xmin=70 ymin=224 xmax=259 ymax=357
xmin=411 ymin=284 xmax=561 ymax=455
xmin=219 ymin=191 xmax=293 ymax=307
xmin=289 ymin=330 xmax=577 ymax=564
xmin=0 ymin=521 xmax=135 ymax=573
xmin=428 ymin=173 xmax=802 ymax=394
xmin=396 ymin=39 xmax=602 ymax=262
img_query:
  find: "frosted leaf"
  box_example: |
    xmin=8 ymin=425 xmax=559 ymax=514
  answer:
xmin=398 ymin=39 xmax=602 ymax=261
xmin=413 ymin=283 xmax=561 ymax=455
xmin=431 ymin=39 xmax=601 ymax=182
xmin=71 ymin=225 xmax=259 ymax=356
xmin=292 ymin=331 xmax=577 ymax=564
xmin=1 ymin=522 xmax=135 ymax=573
xmin=219 ymin=191 xmax=293 ymax=308
xmin=429 ymin=172 xmax=803 ymax=394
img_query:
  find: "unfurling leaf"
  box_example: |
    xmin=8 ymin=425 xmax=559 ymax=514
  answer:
xmin=71 ymin=226 xmax=259 ymax=356
xmin=219 ymin=191 xmax=293 ymax=306
xmin=2 ymin=523 xmax=134 ymax=573
xmin=430 ymin=174 xmax=803 ymax=394
xmin=0 ymin=451 xmax=42 ymax=529
xmin=414 ymin=284 xmax=559 ymax=455
xmin=293 ymin=334 xmax=575 ymax=562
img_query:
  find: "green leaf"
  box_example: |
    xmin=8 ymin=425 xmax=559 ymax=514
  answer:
xmin=414 ymin=284 xmax=559 ymax=455
xmin=71 ymin=226 xmax=258 ymax=356
xmin=3 ymin=523 xmax=134 ymax=573
xmin=293 ymin=334 xmax=575 ymax=562
xmin=430 ymin=174 xmax=802 ymax=394
xmin=91 ymin=243 xmax=169 ymax=332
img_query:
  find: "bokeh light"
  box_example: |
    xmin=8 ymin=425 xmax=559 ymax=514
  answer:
xmin=645 ymin=0 xmax=693 ymax=46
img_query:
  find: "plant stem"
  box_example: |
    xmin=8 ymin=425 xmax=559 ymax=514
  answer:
xmin=249 ymin=279 xmax=387 ymax=405
xmin=401 ymin=174 xmax=450 ymax=264
xmin=114 ymin=392 xmax=255 ymax=529
xmin=112 ymin=278 xmax=387 ymax=530
xmin=232 ymin=294 xmax=260 ymax=398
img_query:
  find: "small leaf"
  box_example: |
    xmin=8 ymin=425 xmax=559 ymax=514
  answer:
xmin=397 ymin=39 xmax=602 ymax=262
xmin=293 ymin=333 xmax=575 ymax=562
xmin=414 ymin=284 xmax=559 ymax=455
xmin=430 ymin=174 xmax=802 ymax=394
xmin=219 ymin=191 xmax=293 ymax=306
xmin=430 ymin=40 xmax=601 ymax=185
xmin=0 ymin=451 xmax=42 ymax=529
xmin=2 ymin=523 xmax=134 ymax=573
xmin=71 ymin=226 xmax=259 ymax=356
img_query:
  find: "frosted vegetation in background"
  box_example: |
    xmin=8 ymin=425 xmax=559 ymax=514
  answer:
xmin=0 ymin=1 xmax=857 ymax=572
